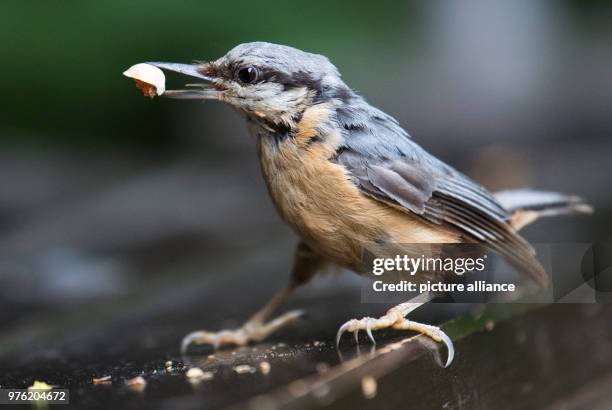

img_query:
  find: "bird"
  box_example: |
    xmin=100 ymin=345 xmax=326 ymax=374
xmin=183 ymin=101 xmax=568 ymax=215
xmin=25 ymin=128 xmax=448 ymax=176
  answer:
xmin=137 ymin=42 xmax=592 ymax=366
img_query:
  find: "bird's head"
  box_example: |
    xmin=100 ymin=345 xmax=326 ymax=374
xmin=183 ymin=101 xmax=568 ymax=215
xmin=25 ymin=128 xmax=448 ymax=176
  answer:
xmin=149 ymin=42 xmax=352 ymax=132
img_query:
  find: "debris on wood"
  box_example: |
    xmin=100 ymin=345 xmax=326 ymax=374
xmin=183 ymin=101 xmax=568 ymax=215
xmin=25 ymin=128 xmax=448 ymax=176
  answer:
xmin=259 ymin=361 xmax=271 ymax=375
xmin=28 ymin=381 xmax=53 ymax=391
xmin=126 ymin=376 xmax=146 ymax=392
xmin=361 ymin=375 xmax=377 ymax=399
xmin=92 ymin=375 xmax=112 ymax=385
xmin=233 ymin=364 xmax=256 ymax=374
xmin=186 ymin=367 xmax=214 ymax=384
xmin=165 ymin=360 xmax=174 ymax=372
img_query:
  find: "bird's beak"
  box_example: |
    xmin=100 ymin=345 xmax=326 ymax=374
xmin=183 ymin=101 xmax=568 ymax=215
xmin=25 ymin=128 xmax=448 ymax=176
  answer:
xmin=146 ymin=62 xmax=222 ymax=100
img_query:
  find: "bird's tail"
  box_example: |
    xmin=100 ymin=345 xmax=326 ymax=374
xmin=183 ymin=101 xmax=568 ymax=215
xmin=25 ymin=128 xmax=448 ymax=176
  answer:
xmin=494 ymin=189 xmax=593 ymax=230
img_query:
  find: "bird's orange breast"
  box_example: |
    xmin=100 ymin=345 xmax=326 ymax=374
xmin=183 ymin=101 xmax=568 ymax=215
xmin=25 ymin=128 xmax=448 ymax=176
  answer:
xmin=256 ymin=104 xmax=459 ymax=271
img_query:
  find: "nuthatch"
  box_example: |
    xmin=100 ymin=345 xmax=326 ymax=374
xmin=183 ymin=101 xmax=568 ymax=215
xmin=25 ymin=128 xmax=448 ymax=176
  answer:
xmin=138 ymin=42 xmax=591 ymax=366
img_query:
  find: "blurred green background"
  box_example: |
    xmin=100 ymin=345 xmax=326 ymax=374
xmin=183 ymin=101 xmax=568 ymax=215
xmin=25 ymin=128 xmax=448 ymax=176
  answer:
xmin=0 ymin=0 xmax=421 ymax=151
xmin=2 ymin=1 xmax=608 ymax=153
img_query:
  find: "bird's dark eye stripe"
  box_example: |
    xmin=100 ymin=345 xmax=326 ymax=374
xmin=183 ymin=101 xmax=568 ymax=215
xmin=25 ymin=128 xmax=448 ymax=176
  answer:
xmin=233 ymin=66 xmax=332 ymax=99
xmin=256 ymin=69 xmax=321 ymax=91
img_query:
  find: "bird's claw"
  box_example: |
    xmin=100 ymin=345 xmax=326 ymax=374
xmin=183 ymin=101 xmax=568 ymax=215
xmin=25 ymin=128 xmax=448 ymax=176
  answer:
xmin=336 ymin=317 xmax=375 ymax=347
xmin=181 ymin=328 xmax=248 ymax=354
xmin=366 ymin=320 xmax=376 ymax=344
xmin=181 ymin=309 xmax=304 ymax=354
xmin=335 ymin=315 xmax=454 ymax=367
xmin=437 ymin=330 xmax=454 ymax=368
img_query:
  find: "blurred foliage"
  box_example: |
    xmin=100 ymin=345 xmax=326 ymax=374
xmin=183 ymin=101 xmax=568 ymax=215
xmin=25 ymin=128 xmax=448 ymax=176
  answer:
xmin=1 ymin=1 xmax=610 ymax=153
xmin=0 ymin=0 xmax=421 ymax=152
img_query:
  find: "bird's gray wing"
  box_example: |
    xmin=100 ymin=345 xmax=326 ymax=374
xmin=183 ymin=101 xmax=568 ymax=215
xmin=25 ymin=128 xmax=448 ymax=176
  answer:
xmin=333 ymin=103 xmax=547 ymax=286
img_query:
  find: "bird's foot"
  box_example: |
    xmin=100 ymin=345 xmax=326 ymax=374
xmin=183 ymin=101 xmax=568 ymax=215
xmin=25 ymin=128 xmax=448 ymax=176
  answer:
xmin=181 ymin=309 xmax=303 ymax=354
xmin=336 ymin=307 xmax=454 ymax=367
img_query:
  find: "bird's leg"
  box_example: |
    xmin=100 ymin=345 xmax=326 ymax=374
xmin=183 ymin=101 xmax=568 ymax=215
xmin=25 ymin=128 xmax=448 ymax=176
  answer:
xmin=181 ymin=241 xmax=323 ymax=353
xmin=336 ymin=293 xmax=454 ymax=367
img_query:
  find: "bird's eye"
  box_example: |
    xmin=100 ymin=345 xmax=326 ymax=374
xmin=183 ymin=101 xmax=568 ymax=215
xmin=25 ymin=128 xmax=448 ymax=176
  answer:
xmin=237 ymin=66 xmax=259 ymax=84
